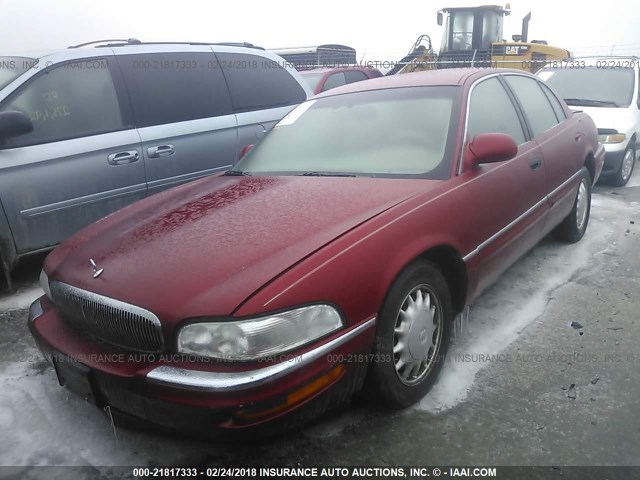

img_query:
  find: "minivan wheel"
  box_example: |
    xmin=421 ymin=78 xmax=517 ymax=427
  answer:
xmin=552 ymin=167 xmax=591 ymax=243
xmin=610 ymin=145 xmax=636 ymax=187
xmin=365 ymin=261 xmax=452 ymax=408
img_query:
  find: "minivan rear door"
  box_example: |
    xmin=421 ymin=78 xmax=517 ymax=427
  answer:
xmin=213 ymin=47 xmax=310 ymax=160
xmin=114 ymin=46 xmax=238 ymax=195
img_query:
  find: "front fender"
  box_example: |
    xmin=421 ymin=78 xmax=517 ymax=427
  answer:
xmin=235 ymin=191 xmax=469 ymax=327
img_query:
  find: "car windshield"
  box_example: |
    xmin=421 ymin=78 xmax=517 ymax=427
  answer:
xmin=234 ymin=86 xmax=460 ymax=179
xmin=300 ymin=72 xmax=325 ymax=92
xmin=538 ymin=67 xmax=635 ymax=108
xmin=0 ymin=57 xmax=34 ymax=90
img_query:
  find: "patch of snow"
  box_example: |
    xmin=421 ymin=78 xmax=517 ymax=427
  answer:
xmin=0 ymin=283 xmax=41 ymax=312
xmin=0 ymin=348 xmax=207 ymax=466
xmin=626 ymin=173 xmax=640 ymax=188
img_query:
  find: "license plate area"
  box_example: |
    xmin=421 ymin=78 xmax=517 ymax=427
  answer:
xmin=53 ymin=354 xmax=98 ymax=405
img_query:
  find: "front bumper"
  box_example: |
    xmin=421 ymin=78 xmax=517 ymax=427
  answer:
xmin=28 ymin=297 xmax=375 ymax=438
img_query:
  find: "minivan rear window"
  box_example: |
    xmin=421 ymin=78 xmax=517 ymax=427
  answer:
xmin=217 ymin=53 xmax=307 ymax=112
xmin=118 ymin=52 xmax=233 ymax=128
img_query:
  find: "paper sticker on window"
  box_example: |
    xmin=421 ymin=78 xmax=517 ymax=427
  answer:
xmin=276 ymin=100 xmax=316 ymax=127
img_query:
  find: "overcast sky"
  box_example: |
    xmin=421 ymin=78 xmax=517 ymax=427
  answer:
xmin=2 ymin=0 xmax=639 ymax=61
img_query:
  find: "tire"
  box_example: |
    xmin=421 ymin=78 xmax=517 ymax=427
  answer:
xmin=552 ymin=167 xmax=591 ymax=243
xmin=610 ymin=145 xmax=636 ymax=187
xmin=365 ymin=260 xmax=452 ymax=409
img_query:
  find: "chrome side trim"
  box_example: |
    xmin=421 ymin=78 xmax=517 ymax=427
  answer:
xmin=28 ymin=297 xmax=44 ymax=326
xmin=146 ymin=165 xmax=232 ymax=192
xmin=463 ymin=169 xmax=583 ymax=263
xmin=146 ymin=316 xmax=377 ymax=392
xmin=461 ymin=251 xmax=478 ymax=263
xmin=20 ymin=184 xmax=147 ymax=219
xmin=548 ymin=169 xmax=584 ymax=201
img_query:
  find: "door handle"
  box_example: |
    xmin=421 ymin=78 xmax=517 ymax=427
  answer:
xmin=529 ymin=157 xmax=542 ymax=170
xmin=108 ymin=150 xmax=139 ymax=165
xmin=147 ymin=144 xmax=175 ymax=158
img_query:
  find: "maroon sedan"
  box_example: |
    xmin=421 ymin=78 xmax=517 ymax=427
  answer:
xmin=29 ymin=68 xmax=604 ymax=437
xmin=299 ymin=66 xmax=382 ymax=94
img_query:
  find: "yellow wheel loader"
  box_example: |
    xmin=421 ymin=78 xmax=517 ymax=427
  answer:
xmin=391 ymin=4 xmax=572 ymax=74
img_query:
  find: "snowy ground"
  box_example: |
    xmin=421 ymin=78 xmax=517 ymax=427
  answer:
xmin=1 ymin=167 xmax=639 ymax=472
xmin=0 ymin=285 xmax=41 ymax=313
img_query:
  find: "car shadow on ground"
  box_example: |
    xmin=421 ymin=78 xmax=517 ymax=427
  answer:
xmin=0 ymin=253 xmax=46 ymax=294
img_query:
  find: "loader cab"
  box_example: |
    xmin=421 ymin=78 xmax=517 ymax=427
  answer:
xmin=437 ymin=5 xmax=508 ymax=67
xmin=438 ymin=5 xmax=507 ymax=55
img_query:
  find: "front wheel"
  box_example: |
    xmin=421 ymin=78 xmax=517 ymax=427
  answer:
xmin=552 ymin=167 xmax=591 ymax=243
xmin=610 ymin=145 xmax=636 ymax=187
xmin=365 ymin=261 xmax=452 ymax=408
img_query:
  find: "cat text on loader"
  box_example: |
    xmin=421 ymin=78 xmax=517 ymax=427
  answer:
xmin=391 ymin=4 xmax=572 ymax=74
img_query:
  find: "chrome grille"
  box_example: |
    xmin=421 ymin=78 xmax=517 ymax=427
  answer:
xmin=50 ymin=281 xmax=164 ymax=352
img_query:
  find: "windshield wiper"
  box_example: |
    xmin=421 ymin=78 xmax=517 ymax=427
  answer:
xmin=564 ymin=98 xmax=619 ymax=107
xmin=223 ymin=170 xmax=251 ymax=176
xmin=299 ymin=171 xmax=357 ymax=177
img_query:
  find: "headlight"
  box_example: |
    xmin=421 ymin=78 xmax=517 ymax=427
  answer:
xmin=177 ymin=305 xmax=344 ymax=361
xmin=598 ymin=133 xmax=626 ymax=144
xmin=39 ymin=270 xmax=52 ymax=300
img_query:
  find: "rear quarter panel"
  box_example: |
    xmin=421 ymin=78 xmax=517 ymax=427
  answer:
xmin=540 ymin=110 xmax=601 ymax=236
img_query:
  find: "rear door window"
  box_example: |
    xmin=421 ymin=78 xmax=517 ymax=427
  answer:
xmin=345 ymin=70 xmax=369 ymax=84
xmin=504 ymin=75 xmax=560 ymax=137
xmin=217 ymin=52 xmax=307 ymax=112
xmin=0 ymin=58 xmax=125 ymax=148
xmin=467 ymin=77 xmax=526 ymax=144
xmin=321 ymin=72 xmax=346 ymax=91
xmin=118 ymin=52 xmax=233 ymax=127
xmin=538 ymin=82 xmax=567 ymax=121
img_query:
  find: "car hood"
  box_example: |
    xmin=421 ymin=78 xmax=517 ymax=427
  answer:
xmin=573 ymin=105 xmax=637 ymax=135
xmin=46 ymin=175 xmax=437 ymax=325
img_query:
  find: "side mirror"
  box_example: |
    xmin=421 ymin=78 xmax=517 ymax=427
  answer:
xmin=437 ymin=11 xmax=443 ymax=26
xmin=239 ymin=144 xmax=254 ymax=159
xmin=0 ymin=111 xmax=33 ymax=144
xmin=464 ymin=133 xmax=518 ymax=171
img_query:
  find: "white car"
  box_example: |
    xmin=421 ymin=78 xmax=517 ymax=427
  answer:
xmin=538 ymin=57 xmax=640 ymax=186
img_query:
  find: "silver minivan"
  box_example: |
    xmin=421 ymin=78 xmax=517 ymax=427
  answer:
xmin=0 ymin=40 xmax=311 ymax=284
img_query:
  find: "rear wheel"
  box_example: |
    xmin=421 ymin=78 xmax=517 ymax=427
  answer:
xmin=552 ymin=167 xmax=591 ymax=243
xmin=365 ymin=261 xmax=452 ymax=408
xmin=610 ymin=145 xmax=635 ymax=187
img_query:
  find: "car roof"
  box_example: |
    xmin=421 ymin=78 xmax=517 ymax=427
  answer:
xmin=314 ymin=68 xmax=527 ymax=98
xmin=299 ymin=68 xmax=334 ymax=74
xmin=2 ymin=41 xmax=263 ymax=59
xmin=0 ymin=50 xmax=59 ymax=59
xmin=299 ymin=66 xmax=377 ymax=74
